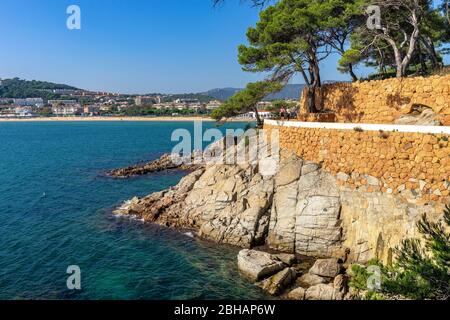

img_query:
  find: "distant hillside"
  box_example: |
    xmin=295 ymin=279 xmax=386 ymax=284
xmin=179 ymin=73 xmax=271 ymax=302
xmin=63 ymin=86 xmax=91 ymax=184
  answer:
xmin=201 ymin=84 xmax=308 ymax=101
xmin=0 ymin=78 xmax=79 ymax=99
xmin=162 ymin=93 xmax=216 ymax=103
xmin=202 ymin=88 xmax=242 ymax=101
xmin=265 ymin=84 xmax=306 ymax=101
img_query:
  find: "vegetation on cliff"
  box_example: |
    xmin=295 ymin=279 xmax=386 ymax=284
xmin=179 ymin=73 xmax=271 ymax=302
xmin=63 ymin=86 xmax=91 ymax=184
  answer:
xmin=350 ymin=205 xmax=450 ymax=300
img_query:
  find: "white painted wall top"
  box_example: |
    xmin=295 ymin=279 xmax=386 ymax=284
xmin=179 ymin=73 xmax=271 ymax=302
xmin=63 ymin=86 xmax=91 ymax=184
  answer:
xmin=264 ymin=120 xmax=450 ymax=135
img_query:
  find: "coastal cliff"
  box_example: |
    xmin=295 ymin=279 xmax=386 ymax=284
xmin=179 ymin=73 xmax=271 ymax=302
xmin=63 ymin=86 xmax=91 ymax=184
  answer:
xmin=114 ymin=138 xmax=445 ymax=265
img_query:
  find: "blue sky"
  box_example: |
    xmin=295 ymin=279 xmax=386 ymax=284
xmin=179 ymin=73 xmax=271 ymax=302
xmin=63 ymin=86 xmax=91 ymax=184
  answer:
xmin=0 ymin=0 xmax=447 ymax=94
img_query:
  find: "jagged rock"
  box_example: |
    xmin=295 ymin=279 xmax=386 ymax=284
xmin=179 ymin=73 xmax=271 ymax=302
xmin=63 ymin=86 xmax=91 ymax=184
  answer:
xmin=237 ymin=249 xmax=285 ymax=281
xmin=295 ymin=195 xmax=342 ymax=257
xmin=287 ymin=287 xmax=306 ymax=300
xmin=113 ymin=136 xmax=442 ymax=268
xmin=333 ymin=274 xmax=349 ymax=293
xmin=309 ymin=258 xmax=342 ymax=278
xmin=275 ymin=155 xmax=302 ymax=187
xmin=106 ymin=153 xmax=201 ymax=178
xmin=305 ymin=284 xmax=344 ymax=300
xmin=275 ymin=253 xmax=297 ymax=266
xmin=297 ymin=273 xmax=328 ymax=288
xmin=301 ymin=162 xmax=320 ymax=176
xmin=258 ymin=267 xmax=297 ymax=296
xmin=267 ymin=181 xmax=299 ymax=253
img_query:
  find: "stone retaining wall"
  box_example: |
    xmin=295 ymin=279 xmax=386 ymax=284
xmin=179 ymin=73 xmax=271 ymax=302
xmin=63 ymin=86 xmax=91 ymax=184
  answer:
xmin=299 ymin=75 xmax=450 ymax=125
xmin=264 ymin=123 xmax=450 ymax=204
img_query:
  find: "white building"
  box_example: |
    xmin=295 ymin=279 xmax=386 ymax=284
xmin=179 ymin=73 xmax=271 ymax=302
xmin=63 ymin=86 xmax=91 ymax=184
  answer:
xmin=52 ymin=105 xmax=82 ymax=116
xmin=240 ymin=110 xmax=274 ymax=119
xmin=14 ymin=107 xmax=35 ymax=117
xmin=206 ymin=100 xmax=222 ymax=111
xmin=13 ymin=98 xmax=44 ymax=108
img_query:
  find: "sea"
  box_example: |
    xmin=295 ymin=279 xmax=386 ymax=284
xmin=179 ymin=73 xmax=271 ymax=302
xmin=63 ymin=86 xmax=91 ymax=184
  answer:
xmin=0 ymin=121 xmax=269 ymax=299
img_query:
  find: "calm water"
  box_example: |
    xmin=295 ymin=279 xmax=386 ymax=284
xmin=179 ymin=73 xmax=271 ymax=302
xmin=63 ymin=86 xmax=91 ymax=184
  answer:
xmin=0 ymin=121 xmax=268 ymax=300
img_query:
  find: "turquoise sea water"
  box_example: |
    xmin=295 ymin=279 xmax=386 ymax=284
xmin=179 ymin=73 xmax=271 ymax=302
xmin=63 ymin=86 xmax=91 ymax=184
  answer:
xmin=0 ymin=121 xmax=268 ymax=300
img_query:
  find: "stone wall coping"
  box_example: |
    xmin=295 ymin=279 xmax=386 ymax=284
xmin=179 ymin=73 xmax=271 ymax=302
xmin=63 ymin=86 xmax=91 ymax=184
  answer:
xmin=265 ymin=120 xmax=450 ymax=135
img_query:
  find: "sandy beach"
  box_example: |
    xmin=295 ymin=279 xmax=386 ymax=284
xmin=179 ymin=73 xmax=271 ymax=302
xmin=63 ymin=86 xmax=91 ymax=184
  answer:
xmin=0 ymin=116 xmax=255 ymax=122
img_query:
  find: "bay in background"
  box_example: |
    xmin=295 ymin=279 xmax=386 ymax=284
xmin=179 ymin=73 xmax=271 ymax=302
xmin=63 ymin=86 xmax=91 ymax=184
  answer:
xmin=0 ymin=121 xmax=268 ymax=300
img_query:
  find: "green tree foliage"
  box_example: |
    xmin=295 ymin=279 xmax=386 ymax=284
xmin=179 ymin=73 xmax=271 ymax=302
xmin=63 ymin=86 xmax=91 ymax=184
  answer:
xmin=238 ymin=0 xmax=328 ymax=112
xmin=344 ymin=0 xmax=450 ymax=78
xmin=237 ymin=0 xmax=367 ymax=113
xmin=211 ymin=81 xmax=282 ymax=126
xmin=0 ymin=78 xmax=78 ymax=99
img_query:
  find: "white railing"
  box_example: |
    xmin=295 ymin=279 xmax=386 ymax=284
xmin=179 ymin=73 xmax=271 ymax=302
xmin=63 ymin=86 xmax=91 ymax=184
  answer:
xmin=265 ymin=120 xmax=450 ymax=135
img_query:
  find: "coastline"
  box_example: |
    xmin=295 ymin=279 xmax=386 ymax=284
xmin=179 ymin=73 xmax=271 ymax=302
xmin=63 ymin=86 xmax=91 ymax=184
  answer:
xmin=0 ymin=116 xmax=255 ymax=122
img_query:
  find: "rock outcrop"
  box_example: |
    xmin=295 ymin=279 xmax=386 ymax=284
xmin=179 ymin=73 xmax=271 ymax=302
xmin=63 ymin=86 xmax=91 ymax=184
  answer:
xmin=296 ymin=273 xmax=327 ymax=288
xmin=115 ymin=137 xmax=445 ymax=265
xmin=238 ymin=249 xmax=349 ymax=299
xmin=107 ymin=153 xmax=201 ymax=178
xmin=257 ymin=267 xmax=297 ymax=296
xmin=305 ymin=284 xmax=344 ymax=300
xmin=309 ymin=258 xmax=342 ymax=278
xmin=237 ymin=249 xmax=285 ymax=281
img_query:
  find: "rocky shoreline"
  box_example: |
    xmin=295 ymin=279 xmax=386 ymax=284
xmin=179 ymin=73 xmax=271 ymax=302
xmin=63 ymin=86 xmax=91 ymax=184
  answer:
xmin=106 ymin=153 xmax=202 ymax=178
xmin=112 ymin=136 xmax=443 ymax=299
xmin=237 ymin=249 xmax=355 ymax=300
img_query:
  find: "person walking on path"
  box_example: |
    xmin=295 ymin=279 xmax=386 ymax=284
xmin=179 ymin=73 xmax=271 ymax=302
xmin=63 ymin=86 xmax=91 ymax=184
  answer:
xmin=280 ymin=106 xmax=286 ymax=120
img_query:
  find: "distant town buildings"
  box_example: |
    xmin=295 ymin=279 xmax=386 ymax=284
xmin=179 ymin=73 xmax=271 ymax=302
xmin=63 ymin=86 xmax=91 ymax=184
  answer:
xmin=205 ymin=100 xmax=222 ymax=111
xmin=48 ymin=100 xmax=78 ymax=107
xmin=174 ymin=98 xmax=199 ymax=104
xmin=83 ymin=105 xmax=100 ymax=115
xmin=52 ymin=104 xmax=82 ymax=116
xmin=135 ymin=95 xmax=162 ymax=106
xmin=13 ymin=98 xmax=44 ymax=108
xmin=14 ymin=107 xmax=35 ymax=117
xmin=0 ymin=99 xmax=12 ymax=104
xmin=0 ymin=86 xmax=295 ymax=118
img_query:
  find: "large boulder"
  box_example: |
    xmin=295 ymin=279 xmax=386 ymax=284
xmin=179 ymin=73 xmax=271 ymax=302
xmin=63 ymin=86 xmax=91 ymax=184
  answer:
xmin=296 ymin=273 xmax=328 ymax=288
xmin=287 ymin=287 xmax=306 ymax=300
xmin=237 ymin=249 xmax=285 ymax=281
xmin=275 ymin=155 xmax=302 ymax=187
xmin=274 ymin=253 xmax=297 ymax=266
xmin=309 ymin=258 xmax=342 ymax=278
xmin=305 ymin=284 xmax=344 ymax=300
xmin=258 ymin=267 xmax=297 ymax=296
xmin=333 ymin=274 xmax=349 ymax=294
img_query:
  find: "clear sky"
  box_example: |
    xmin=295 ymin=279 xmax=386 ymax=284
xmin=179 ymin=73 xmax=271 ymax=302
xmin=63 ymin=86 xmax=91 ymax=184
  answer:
xmin=0 ymin=0 xmax=446 ymax=94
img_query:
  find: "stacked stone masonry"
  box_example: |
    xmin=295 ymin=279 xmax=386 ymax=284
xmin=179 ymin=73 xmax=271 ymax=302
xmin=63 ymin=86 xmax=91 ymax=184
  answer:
xmin=264 ymin=124 xmax=450 ymax=204
xmin=300 ymin=75 xmax=450 ymax=125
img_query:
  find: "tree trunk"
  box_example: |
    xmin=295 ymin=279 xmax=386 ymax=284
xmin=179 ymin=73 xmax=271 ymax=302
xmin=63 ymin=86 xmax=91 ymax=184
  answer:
xmin=253 ymin=107 xmax=263 ymax=127
xmin=348 ymin=63 xmax=358 ymax=82
xmin=422 ymin=36 xmax=441 ymax=69
xmin=306 ymin=87 xmax=317 ymax=113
